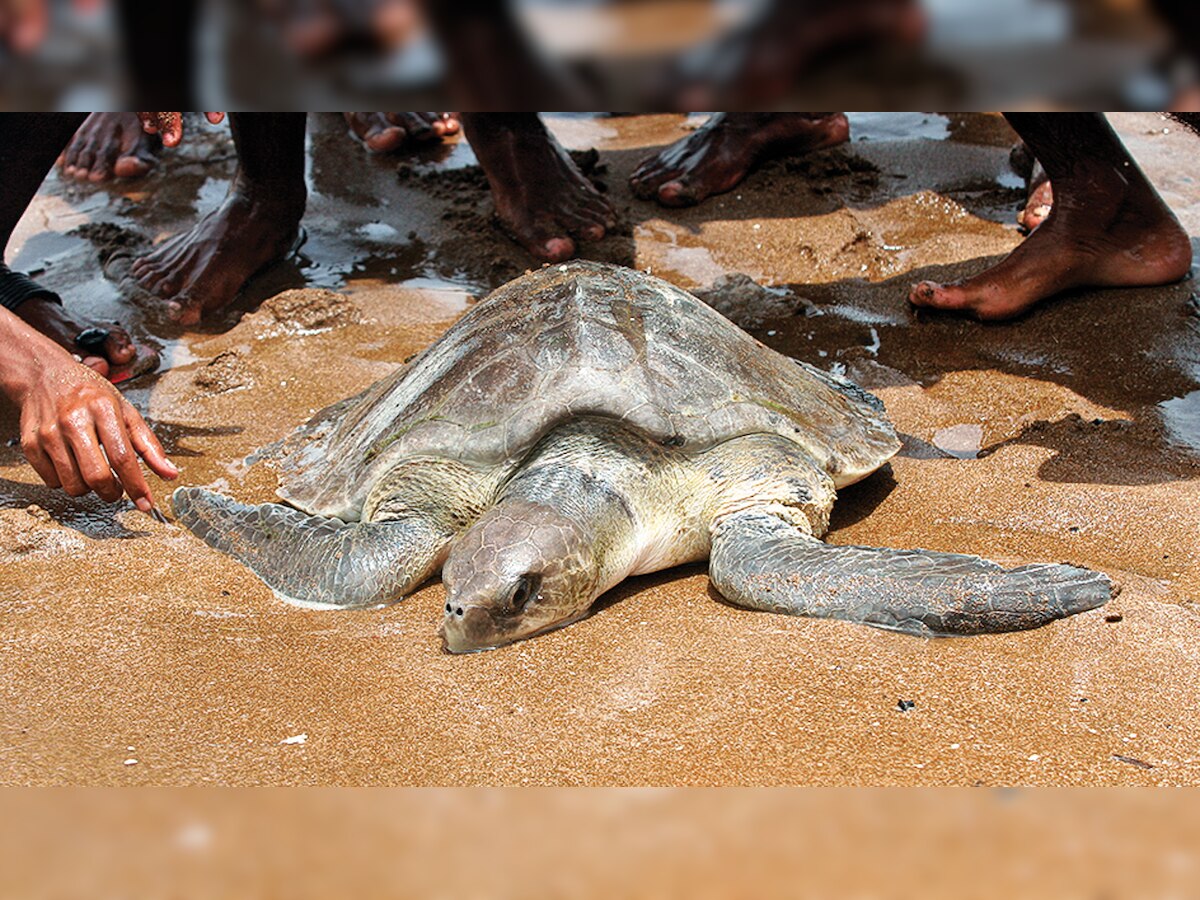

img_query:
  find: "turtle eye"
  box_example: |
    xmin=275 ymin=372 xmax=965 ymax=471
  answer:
xmin=510 ymin=575 xmax=541 ymax=613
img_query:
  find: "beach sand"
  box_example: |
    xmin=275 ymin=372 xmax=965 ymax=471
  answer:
xmin=1 ymin=112 xmax=1196 ymax=785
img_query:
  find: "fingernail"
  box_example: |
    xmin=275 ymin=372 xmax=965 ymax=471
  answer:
xmin=135 ymin=497 xmax=152 ymax=512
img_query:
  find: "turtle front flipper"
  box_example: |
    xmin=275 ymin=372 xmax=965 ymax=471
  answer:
xmin=172 ymin=487 xmax=451 ymax=609
xmin=709 ymin=512 xmax=1114 ymax=636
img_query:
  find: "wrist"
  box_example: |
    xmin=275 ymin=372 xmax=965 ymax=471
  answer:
xmin=0 ymin=307 xmax=74 ymax=405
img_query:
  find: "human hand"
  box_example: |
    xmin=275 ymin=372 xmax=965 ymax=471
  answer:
xmin=136 ymin=112 xmax=226 ymax=148
xmin=17 ymin=352 xmax=178 ymax=511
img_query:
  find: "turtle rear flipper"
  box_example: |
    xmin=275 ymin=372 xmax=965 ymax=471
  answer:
xmin=709 ymin=512 xmax=1113 ymax=636
xmin=172 ymin=488 xmax=450 ymax=609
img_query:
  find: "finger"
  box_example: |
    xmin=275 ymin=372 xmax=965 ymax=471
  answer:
xmin=40 ymin=425 xmax=89 ymax=497
xmin=93 ymin=401 xmax=153 ymax=510
xmin=123 ymin=403 xmax=178 ymax=481
xmin=20 ymin=431 xmax=61 ymax=489
xmin=62 ymin=411 xmax=123 ymax=502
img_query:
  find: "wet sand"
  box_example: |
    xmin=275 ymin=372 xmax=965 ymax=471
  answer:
xmin=1 ymin=112 xmax=1198 ymax=785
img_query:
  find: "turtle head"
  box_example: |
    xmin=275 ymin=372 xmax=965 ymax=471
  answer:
xmin=440 ymin=502 xmax=600 ymax=653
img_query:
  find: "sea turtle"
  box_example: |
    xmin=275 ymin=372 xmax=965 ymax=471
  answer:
xmin=173 ymin=261 xmax=1113 ymax=653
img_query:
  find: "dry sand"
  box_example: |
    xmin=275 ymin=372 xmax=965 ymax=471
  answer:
xmin=1 ymin=112 xmax=1197 ymax=785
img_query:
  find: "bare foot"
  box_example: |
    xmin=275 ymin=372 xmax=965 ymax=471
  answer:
xmin=57 ymin=112 xmax=161 ymax=183
xmin=631 ymin=112 xmax=849 ymax=208
xmin=14 ymin=296 xmax=136 ymax=380
xmin=463 ymin=114 xmax=616 ymax=263
xmin=344 ymin=112 xmax=460 ymax=153
xmin=128 ymin=190 xmax=305 ymax=325
xmin=1009 ymin=144 xmax=1052 ymax=233
xmin=1017 ymin=165 xmax=1052 ymax=233
xmin=909 ymin=175 xmax=1192 ymax=320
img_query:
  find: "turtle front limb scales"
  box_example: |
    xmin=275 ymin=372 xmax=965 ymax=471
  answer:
xmin=708 ymin=511 xmax=1114 ymax=636
xmin=173 ymin=487 xmax=452 ymax=609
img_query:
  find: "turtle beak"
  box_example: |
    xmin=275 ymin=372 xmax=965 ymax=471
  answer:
xmin=440 ymin=602 xmax=507 ymax=654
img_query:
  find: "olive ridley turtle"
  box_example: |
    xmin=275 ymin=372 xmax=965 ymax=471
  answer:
xmin=173 ymin=261 xmax=1112 ymax=652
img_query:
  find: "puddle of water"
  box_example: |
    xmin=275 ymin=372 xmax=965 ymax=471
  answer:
xmin=194 ymin=174 xmax=234 ymax=219
xmin=383 ymin=278 xmax=478 ymax=301
xmin=1158 ymin=389 xmax=1200 ymax=454
xmin=544 ymin=114 xmax=622 ymax=152
xmin=998 ymin=349 xmax=1073 ymax=377
xmin=825 ymin=302 xmax=906 ymax=328
xmin=636 ymin=220 xmax=734 ymax=288
xmin=997 ymin=170 xmax=1024 ymax=190
xmin=356 ymin=222 xmax=403 ymax=243
xmin=8 ymin=230 xmax=88 ymax=275
xmin=157 ymin=337 xmax=204 ymax=372
xmin=848 ymin=113 xmax=950 ymax=143
xmin=864 ymin=326 xmax=881 ymax=357
xmin=933 ymin=424 xmax=984 ymax=459
xmin=406 ymin=138 xmax=479 ymax=172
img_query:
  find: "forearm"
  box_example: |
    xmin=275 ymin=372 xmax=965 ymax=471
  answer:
xmin=0 ymin=301 xmax=70 ymax=406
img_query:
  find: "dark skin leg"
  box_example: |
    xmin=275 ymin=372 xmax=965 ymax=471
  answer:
xmin=1018 ymin=158 xmax=1052 ymax=233
xmin=462 ymin=114 xmax=616 ymax=263
xmin=57 ymin=112 xmax=162 ymax=183
xmin=630 ymin=112 xmax=850 ymax=208
xmin=910 ymin=113 xmax=1192 ymax=321
xmin=1009 ymin=142 xmax=1051 ymax=232
xmin=129 ymin=114 xmax=308 ymax=326
xmin=344 ymin=112 xmax=460 ymax=153
xmin=0 ymin=113 xmax=136 ymax=378
xmin=668 ymin=0 xmax=926 ymax=109
xmin=1011 ymin=119 xmax=1200 ymax=232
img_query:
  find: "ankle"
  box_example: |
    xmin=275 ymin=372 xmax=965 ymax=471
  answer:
xmin=230 ymin=178 xmax=307 ymax=221
xmin=12 ymin=295 xmax=64 ymax=330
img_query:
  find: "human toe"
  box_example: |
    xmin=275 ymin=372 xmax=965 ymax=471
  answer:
xmin=656 ymin=178 xmax=703 ymax=208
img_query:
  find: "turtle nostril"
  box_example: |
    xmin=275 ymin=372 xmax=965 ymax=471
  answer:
xmin=455 ymin=607 xmax=464 ymax=617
